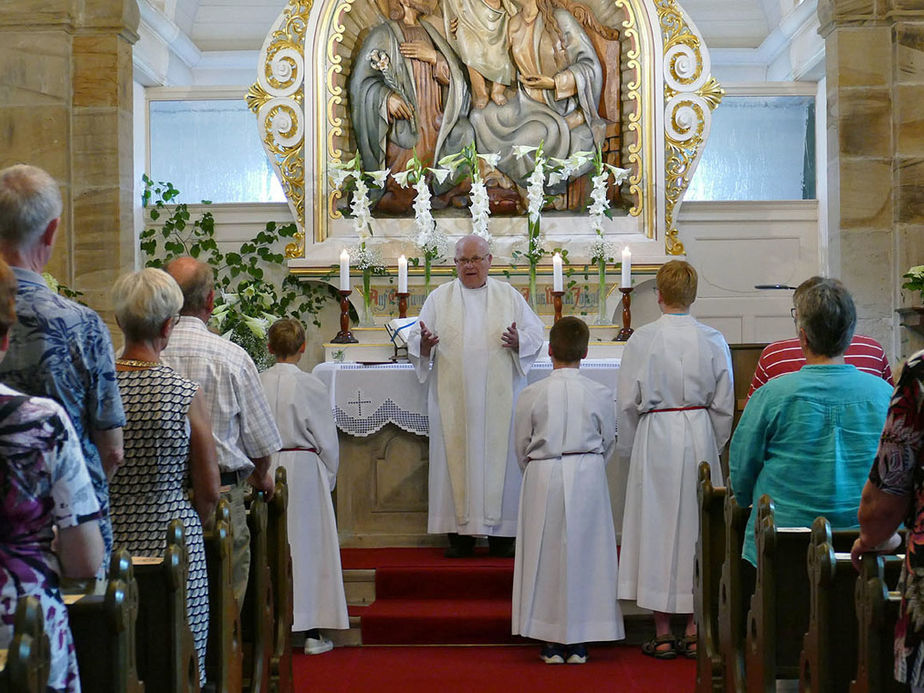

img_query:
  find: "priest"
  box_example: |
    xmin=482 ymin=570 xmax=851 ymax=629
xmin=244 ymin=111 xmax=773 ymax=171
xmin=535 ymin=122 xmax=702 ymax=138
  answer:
xmin=408 ymin=234 xmax=544 ymax=557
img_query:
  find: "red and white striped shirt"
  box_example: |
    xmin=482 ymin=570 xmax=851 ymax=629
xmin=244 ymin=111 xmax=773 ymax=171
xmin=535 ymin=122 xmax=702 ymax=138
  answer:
xmin=747 ymin=335 xmax=893 ymax=400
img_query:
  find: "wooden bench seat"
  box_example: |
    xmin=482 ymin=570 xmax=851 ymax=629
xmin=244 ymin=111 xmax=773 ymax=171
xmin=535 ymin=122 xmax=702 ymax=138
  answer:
xmin=850 ymin=552 xmax=905 ymax=693
xmin=0 ymin=595 xmax=48 ymax=693
xmin=242 ymin=491 xmax=273 ymax=693
xmin=267 ymin=467 xmax=293 ymax=693
xmin=65 ymin=548 xmax=143 ymax=693
xmin=718 ymin=487 xmax=752 ymax=693
xmin=133 ymin=520 xmax=199 ymax=693
xmin=695 ymin=461 xmax=726 ymax=693
xmin=204 ymin=498 xmax=243 ymax=692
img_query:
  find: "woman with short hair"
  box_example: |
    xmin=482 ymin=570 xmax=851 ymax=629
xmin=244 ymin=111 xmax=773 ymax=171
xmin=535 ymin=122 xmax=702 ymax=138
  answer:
xmin=109 ymin=267 xmax=219 ymax=686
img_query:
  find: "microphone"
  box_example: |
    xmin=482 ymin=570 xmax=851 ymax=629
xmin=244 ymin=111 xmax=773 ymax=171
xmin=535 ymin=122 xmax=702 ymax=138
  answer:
xmin=754 ymin=284 xmax=798 ymax=290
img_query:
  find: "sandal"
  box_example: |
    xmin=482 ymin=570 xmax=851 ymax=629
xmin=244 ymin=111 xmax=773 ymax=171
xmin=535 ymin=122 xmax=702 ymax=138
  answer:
xmin=679 ymin=633 xmax=697 ymax=659
xmin=641 ymin=633 xmax=677 ymax=660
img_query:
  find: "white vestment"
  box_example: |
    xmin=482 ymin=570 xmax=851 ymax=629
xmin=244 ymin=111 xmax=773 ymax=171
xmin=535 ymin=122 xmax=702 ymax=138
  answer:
xmin=616 ymin=313 xmax=733 ymax=613
xmin=408 ymin=278 xmax=544 ymax=536
xmin=512 ymin=369 xmax=624 ymax=644
xmin=259 ymin=363 xmax=348 ymax=631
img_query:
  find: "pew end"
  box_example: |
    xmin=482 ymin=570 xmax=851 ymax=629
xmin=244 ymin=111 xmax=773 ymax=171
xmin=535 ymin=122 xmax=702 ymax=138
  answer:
xmin=0 ymin=595 xmax=49 ymax=693
xmin=695 ymin=460 xmax=726 ymax=693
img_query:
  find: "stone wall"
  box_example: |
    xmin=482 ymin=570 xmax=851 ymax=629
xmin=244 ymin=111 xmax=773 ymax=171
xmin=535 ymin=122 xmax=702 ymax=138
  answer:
xmin=820 ymin=0 xmax=924 ymax=361
xmin=0 ymin=0 xmax=139 ymax=326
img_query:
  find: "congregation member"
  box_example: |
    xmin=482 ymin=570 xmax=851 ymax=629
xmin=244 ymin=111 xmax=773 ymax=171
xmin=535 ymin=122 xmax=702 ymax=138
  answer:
xmin=260 ymin=318 xmax=348 ymax=655
xmin=617 ymin=260 xmax=734 ymax=659
xmin=746 ymin=276 xmax=892 ymax=400
xmin=0 ymin=164 xmax=125 ymax=569
xmin=852 ymin=348 xmax=924 ymax=692
xmin=408 ymin=234 xmax=544 ymax=558
xmin=0 ymin=256 xmax=105 ymax=693
xmin=730 ymin=277 xmax=892 ymax=565
xmin=109 ymin=268 xmax=220 ymax=686
xmin=162 ymin=256 xmax=282 ymax=607
xmin=512 ymin=317 xmax=624 ymax=665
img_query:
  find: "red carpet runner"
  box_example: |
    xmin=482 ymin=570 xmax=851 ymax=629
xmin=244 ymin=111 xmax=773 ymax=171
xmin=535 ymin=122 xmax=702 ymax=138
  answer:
xmin=343 ymin=547 xmax=523 ymax=645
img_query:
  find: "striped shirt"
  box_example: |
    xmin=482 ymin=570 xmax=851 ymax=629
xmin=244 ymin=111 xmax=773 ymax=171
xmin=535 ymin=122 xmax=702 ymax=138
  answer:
xmin=162 ymin=316 xmax=282 ymax=474
xmin=747 ymin=335 xmax=893 ymax=400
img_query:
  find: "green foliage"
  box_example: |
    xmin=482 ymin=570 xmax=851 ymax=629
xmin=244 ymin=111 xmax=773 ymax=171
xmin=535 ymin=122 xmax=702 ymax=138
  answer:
xmin=41 ymin=272 xmax=84 ymax=303
xmin=140 ymin=175 xmax=336 ymax=370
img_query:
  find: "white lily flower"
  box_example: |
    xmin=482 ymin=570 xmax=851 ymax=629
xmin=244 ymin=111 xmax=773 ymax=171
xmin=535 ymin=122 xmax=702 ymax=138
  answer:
xmin=477 ymin=152 xmax=501 ymax=168
xmin=605 ymin=165 xmax=631 ymax=185
xmin=569 ymin=151 xmax=594 ymax=167
xmin=391 ymin=170 xmax=412 ymax=187
xmin=328 ymin=167 xmax=351 ymax=189
xmin=367 ymin=170 xmax=389 ymax=187
xmin=511 ymin=145 xmax=539 ymax=160
xmin=548 ymin=171 xmax=564 ymax=187
xmin=437 ymin=152 xmax=464 ymax=172
xmin=428 ymin=167 xmax=452 ymax=184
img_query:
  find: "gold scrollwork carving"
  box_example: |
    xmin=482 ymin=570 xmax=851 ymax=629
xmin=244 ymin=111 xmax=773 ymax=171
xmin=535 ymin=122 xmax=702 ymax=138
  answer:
xmin=248 ymin=0 xmax=314 ymax=256
xmin=656 ymin=0 xmax=723 ymax=255
xmin=615 ymin=0 xmax=644 ymax=222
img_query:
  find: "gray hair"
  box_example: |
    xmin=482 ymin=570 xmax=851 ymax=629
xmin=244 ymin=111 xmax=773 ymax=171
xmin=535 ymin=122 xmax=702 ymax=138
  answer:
xmin=166 ymin=257 xmax=214 ymax=314
xmin=0 ymin=165 xmax=63 ymax=250
xmin=793 ymin=277 xmax=856 ymax=357
xmin=113 ymin=268 xmax=183 ymax=341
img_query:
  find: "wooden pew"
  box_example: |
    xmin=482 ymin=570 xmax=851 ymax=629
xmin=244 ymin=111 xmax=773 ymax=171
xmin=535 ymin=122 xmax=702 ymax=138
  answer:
xmin=267 ymin=467 xmax=294 ymax=693
xmin=133 ymin=520 xmax=200 ymax=693
xmin=242 ymin=491 xmax=273 ymax=693
xmin=66 ymin=548 xmax=144 ymax=693
xmin=204 ymin=498 xmax=243 ymax=693
xmin=0 ymin=595 xmax=49 ymax=693
xmin=695 ymin=461 xmax=726 ymax=693
xmin=798 ymin=518 xmax=862 ymax=693
xmin=850 ymin=552 xmax=905 ymax=693
xmin=718 ymin=487 xmax=752 ymax=693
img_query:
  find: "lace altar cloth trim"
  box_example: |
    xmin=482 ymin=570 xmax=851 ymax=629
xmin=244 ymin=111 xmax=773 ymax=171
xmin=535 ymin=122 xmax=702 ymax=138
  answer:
xmin=312 ymin=359 xmax=620 ymax=438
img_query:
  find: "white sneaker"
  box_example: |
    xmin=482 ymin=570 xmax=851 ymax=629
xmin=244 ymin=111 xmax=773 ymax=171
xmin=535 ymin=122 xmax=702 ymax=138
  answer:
xmin=304 ymin=636 xmax=334 ymax=655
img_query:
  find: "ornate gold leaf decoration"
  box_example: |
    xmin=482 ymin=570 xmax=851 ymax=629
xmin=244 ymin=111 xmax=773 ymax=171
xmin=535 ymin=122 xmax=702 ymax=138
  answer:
xmin=248 ymin=0 xmax=314 ymax=257
xmin=615 ymin=0 xmax=644 ymax=221
xmin=656 ymin=0 xmax=723 ymax=255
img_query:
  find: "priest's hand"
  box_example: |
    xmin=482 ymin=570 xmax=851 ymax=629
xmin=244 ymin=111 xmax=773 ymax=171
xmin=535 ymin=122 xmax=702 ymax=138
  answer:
xmin=501 ymin=321 xmax=519 ymax=350
xmin=419 ymin=320 xmax=439 ymax=358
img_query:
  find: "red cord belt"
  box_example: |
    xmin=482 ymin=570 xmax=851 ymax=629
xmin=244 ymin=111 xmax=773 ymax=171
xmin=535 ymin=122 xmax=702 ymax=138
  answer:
xmin=640 ymin=405 xmax=708 ymax=415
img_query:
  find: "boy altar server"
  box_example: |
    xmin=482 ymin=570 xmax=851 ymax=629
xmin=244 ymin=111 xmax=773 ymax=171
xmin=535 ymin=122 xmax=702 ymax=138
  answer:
xmin=512 ymin=317 xmax=624 ymax=664
xmin=260 ymin=319 xmax=348 ymax=654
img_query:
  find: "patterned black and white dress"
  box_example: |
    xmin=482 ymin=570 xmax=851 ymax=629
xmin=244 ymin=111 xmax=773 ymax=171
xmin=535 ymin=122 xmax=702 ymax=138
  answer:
xmin=109 ymin=365 xmax=208 ymax=686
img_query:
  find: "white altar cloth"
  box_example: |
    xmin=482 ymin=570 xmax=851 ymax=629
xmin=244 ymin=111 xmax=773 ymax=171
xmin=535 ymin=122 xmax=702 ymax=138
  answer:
xmin=312 ymin=359 xmax=620 ymax=438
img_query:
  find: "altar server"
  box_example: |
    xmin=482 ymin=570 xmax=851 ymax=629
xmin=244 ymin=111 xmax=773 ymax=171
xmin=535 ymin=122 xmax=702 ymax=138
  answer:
xmin=260 ymin=319 xmax=348 ymax=654
xmin=616 ymin=260 xmax=734 ymax=659
xmin=408 ymin=234 xmax=545 ymax=557
xmin=512 ymin=317 xmax=624 ymax=664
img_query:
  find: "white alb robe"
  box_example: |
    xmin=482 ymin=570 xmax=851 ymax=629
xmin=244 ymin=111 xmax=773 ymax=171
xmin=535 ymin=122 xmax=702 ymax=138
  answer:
xmin=616 ymin=313 xmax=733 ymax=613
xmin=408 ymin=278 xmax=544 ymax=536
xmin=259 ymin=363 xmax=348 ymax=631
xmin=512 ymin=368 xmax=624 ymax=644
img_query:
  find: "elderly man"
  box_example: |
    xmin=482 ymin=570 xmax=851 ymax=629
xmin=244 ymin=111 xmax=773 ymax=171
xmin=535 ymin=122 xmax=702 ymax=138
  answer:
xmin=0 ymin=164 xmax=125 ymax=567
xmin=616 ymin=260 xmax=734 ymax=659
xmin=408 ymin=234 xmax=544 ymax=557
xmin=161 ymin=256 xmax=282 ymax=607
xmin=730 ymin=277 xmax=892 ymax=564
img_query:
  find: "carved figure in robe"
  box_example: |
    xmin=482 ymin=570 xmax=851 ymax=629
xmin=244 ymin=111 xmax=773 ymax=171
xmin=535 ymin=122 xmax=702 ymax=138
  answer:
xmin=470 ymin=0 xmax=615 ymax=191
xmin=442 ymin=0 xmax=518 ymax=109
xmin=350 ymin=0 xmax=474 ymax=213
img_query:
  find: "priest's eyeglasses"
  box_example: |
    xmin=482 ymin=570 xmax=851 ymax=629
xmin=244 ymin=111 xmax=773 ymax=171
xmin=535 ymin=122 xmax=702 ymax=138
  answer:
xmin=455 ymin=256 xmax=486 ymax=265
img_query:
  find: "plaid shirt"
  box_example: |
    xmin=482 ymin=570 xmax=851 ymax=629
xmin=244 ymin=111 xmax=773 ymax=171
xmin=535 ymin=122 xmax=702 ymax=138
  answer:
xmin=162 ymin=316 xmax=281 ymax=474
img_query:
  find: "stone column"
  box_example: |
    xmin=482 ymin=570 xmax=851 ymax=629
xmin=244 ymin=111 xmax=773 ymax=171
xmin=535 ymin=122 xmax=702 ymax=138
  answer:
xmin=819 ymin=0 xmax=924 ymax=360
xmin=0 ymin=0 xmax=139 ymax=325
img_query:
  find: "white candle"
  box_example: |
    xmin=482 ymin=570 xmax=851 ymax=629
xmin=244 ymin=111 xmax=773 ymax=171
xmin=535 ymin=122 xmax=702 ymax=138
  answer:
xmin=621 ymin=247 xmax=632 ymax=288
xmin=398 ymin=255 xmax=408 ymax=293
xmin=339 ymin=249 xmax=350 ymax=291
xmin=552 ymin=252 xmax=563 ymax=292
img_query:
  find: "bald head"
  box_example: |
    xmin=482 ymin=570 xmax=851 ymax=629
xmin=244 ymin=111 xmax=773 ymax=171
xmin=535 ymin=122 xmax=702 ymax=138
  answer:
xmin=454 ymin=235 xmax=492 ymax=289
xmin=165 ymin=256 xmax=214 ymax=317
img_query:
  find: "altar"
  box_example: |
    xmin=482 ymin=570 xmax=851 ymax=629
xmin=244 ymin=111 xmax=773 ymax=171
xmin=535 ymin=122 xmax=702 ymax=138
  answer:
xmin=314 ymin=358 xmax=626 ymax=547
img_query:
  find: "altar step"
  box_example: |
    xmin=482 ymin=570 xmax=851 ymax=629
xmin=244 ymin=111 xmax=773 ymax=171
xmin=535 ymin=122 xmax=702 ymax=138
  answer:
xmin=333 ymin=547 xmax=657 ymax=648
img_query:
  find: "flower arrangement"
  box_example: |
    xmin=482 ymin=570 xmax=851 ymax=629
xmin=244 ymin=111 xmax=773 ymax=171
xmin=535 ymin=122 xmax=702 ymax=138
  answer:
xmin=903 ymin=265 xmax=924 ymax=303
xmin=586 ymin=149 xmax=630 ymax=323
xmin=438 ymin=143 xmax=498 ymax=241
xmin=393 ymin=151 xmax=451 ymax=295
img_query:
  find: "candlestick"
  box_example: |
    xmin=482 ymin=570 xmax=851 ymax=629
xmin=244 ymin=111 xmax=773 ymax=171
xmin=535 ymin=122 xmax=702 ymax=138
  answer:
xmin=551 ymin=290 xmax=564 ymax=323
xmin=398 ymin=255 xmax=408 ymax=293
xmin=331 ymin=289 xmax=358 ymax=343
xmin=616 ymin=287 xmax=634 ymax=341
xmin=339 ymin=249 xmax=350 ymax=291
xmin=397 ymin=292 xmax=409 ymax=319
xmin=621 ymin=247 xmax=632 ymax=288
xmin=552 ymin=252 xmax=563 ymax=292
